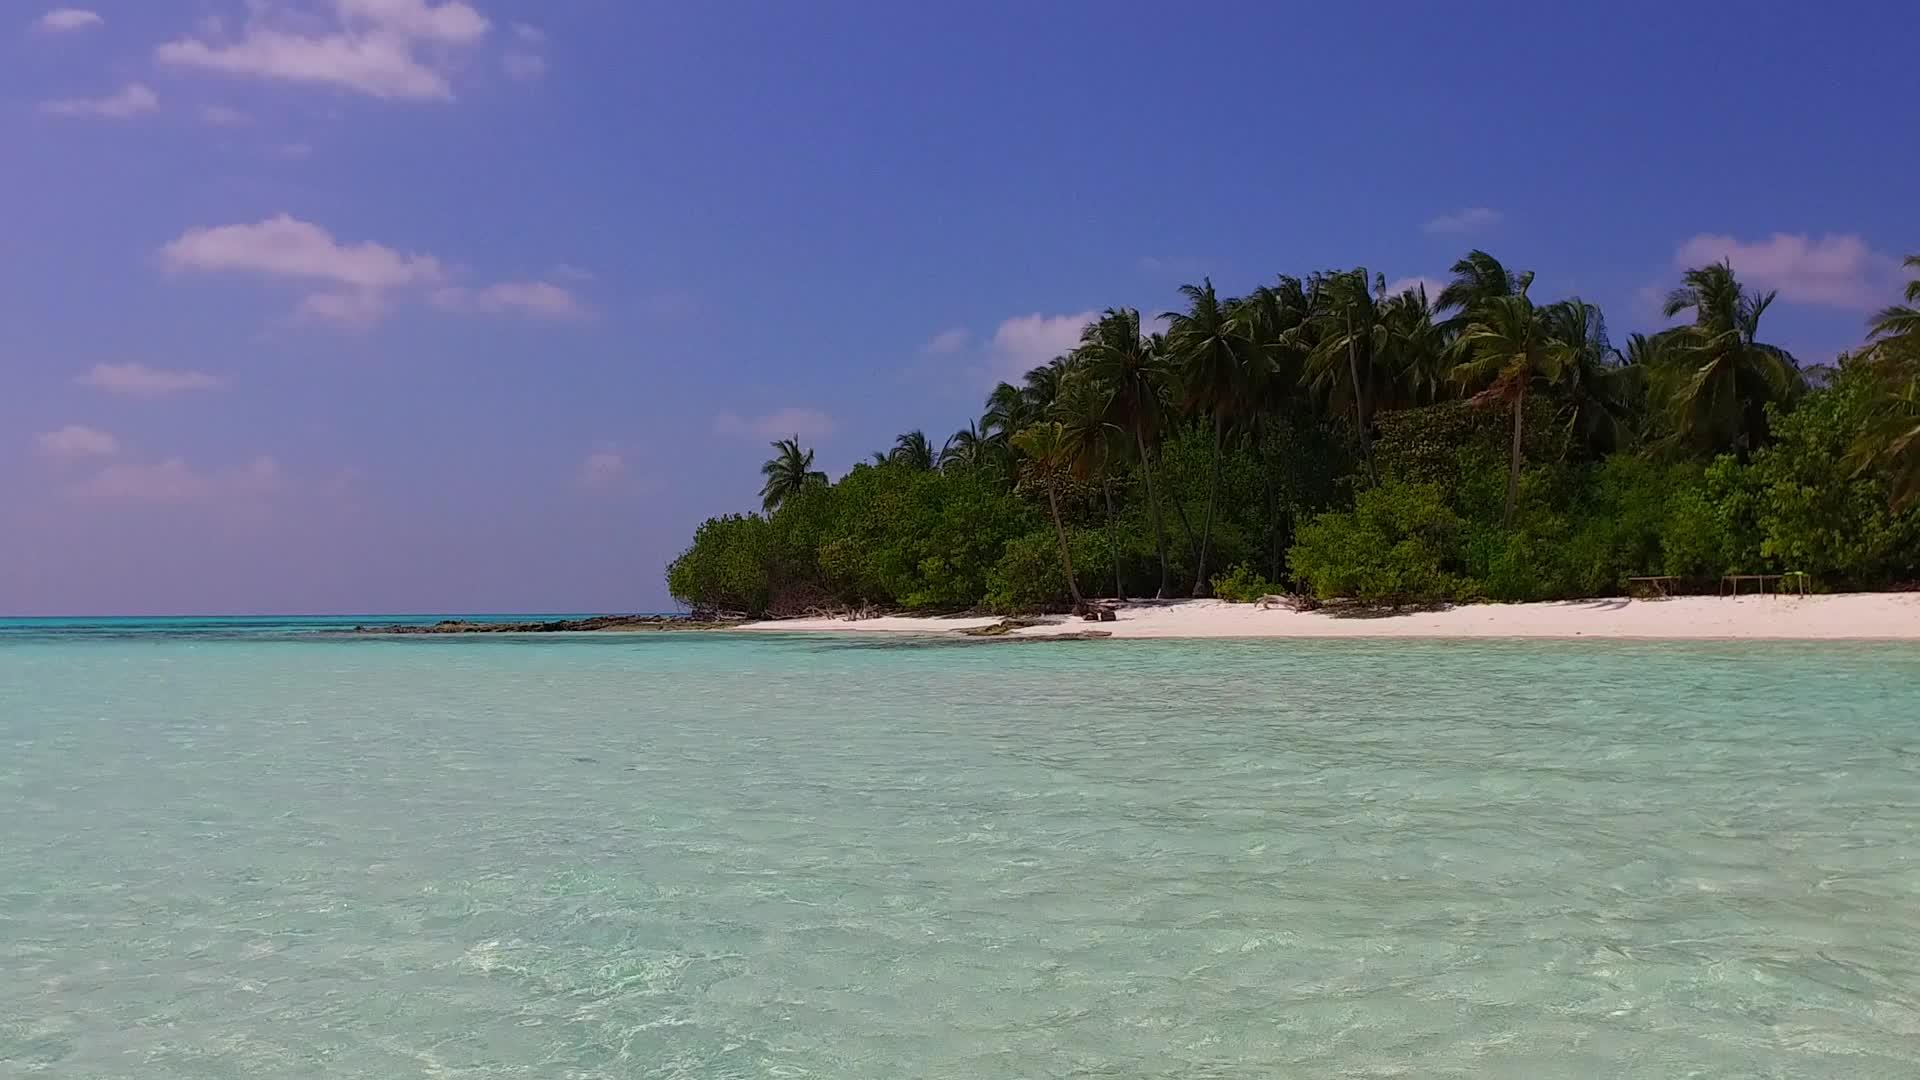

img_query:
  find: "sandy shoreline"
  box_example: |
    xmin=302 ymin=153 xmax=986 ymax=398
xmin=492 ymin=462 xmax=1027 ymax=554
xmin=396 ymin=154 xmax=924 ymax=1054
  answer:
xmin=737 ymin=593 xmax=1920 ymax=640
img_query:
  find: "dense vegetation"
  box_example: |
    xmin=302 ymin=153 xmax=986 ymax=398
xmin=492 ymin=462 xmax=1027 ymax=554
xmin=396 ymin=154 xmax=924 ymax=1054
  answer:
xmin=671 ymin=252 xmax=1920 ymax=615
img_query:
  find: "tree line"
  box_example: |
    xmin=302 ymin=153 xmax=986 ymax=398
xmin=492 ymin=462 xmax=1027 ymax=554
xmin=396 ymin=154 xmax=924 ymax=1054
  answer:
xmin=672 ymin=251 xmax=1920 ymax=615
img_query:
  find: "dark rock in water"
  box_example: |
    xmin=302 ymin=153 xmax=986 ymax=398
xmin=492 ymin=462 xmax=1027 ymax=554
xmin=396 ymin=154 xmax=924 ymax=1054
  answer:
xmin=359 ymin=614 xmax=742 ymax=635
xmin=960 ymin=617 xmax=1050 ymax=637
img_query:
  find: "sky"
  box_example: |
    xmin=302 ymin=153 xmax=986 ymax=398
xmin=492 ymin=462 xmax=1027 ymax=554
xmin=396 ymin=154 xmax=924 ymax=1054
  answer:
xmin=5 ymin=1 xmax=1915 ymax=615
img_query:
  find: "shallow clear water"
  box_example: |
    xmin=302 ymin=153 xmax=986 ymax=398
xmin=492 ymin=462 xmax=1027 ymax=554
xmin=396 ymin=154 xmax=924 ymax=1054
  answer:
xmin=4 ymin=628 xmax=1919 ymax=1078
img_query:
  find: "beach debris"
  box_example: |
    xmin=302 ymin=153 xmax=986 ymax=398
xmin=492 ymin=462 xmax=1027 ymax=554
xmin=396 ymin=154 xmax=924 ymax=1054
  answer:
xmin=354 ymin=615 xmax=741 ymax=634
xmin=960 ymin=617 xmax=1050 ymax=637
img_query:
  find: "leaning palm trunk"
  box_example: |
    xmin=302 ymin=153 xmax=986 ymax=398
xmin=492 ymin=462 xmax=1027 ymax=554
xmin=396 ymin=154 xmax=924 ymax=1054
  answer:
xmin=1191 ymin=412 xmax=1225 ymax=595
xmin=1504 ymin=386 xmax=1526 ymax=528
xmin=1103 ymin=479 xmax=1125 ymax=602
xmin=1345 ymin=311 xmax=1373 ymax=467
xmin=1133 ymin=427 xmax=1173 ymax=598
xmin=1044 ymin=481 xmax=1085 ymax=607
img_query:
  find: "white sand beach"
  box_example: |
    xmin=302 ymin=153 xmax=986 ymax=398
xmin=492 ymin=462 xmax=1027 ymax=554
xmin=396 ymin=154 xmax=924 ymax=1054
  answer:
xmin=739 ymin=593 xmax=1920 ymax=640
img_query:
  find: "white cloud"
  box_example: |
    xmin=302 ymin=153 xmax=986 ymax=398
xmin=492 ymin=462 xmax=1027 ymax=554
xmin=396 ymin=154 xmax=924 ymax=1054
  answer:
xmin=1672 ymin=232 xmax=1902 ymax=311
xmin=200 ymin=104 xmax=252 ymax=127
xmin=78 ymin=363 xmax=227 ymax=398
xmin=40 ymin=83 xmax=159 ymax=119
xmin=577 ymin=450 xmax=626 ymax=491
xmin=75 ymin=456 xmax=282 ymax=502
xmin=511 ymin=21 xmax=544 ymax=43
xmin=297 ymin=289 xmax=390 ymax=328
xmin=502 ymin=51 xmax=545 ymax=81
xmin=163 ymin=215 xmax=444 ymax=291
xmin=433 ymin=281 xmax=586 ymax=320
xmin=549 ymin=263 xmax=594 ymax=282
xmin=988 ymin=310 xmax=1097 ymax=382
xmin=36 ymin=8 xmax=102 ymax=33
xmin=275 ymin=142 xmax=315 ymax=159
xmin=714 ymin=408 xmax=836 ymax=441
xmin=36 ymin=425 xmax=119 ymax=460
xmin=1422 ymin=207 xmax=1503 ymax=235
xmin=335 ymin=0 xmax=488 ymax=43
xmin=157 ymin=0 xmax=492 ymax=102
xmin=920 ymin=327 xmax=970 ymax=355
xmin=1381 ymin=276 xmax=1446 ymax=301
xmin=161 ymin=213 xmax=590 ymax=327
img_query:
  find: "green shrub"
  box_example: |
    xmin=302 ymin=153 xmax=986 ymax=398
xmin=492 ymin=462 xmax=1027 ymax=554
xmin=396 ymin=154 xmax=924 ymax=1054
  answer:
xmin=1289 ymin=480 xmax=1469 ymax=603
xmin=666 ymin=514 xmax=775 ymax=615
xmin=1210 ymin=564 xmax=1281 ymax=603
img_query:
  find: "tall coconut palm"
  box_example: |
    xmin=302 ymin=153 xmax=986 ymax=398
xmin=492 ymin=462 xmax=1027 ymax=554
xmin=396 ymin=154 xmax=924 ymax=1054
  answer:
xmin=890 ymin=429 xmax=935 ymax=470
xmin=1163 ymin=278 xmax=1246 ymax=594
xmin=1078 ymin=307 xmax=1176 ymax=597
xmin=1544 ymin=300 xmax=1641 ymax=457
xmin=1656 ymin=261 xmax=1802 ymax=455
xmin=1011 ymin=421 xmax=1086 ymax=609
xmin=1866 ymin=255 xmax=1920 ymax=356
xmin=1021 ymin=356 xmax=1075 ymax=413
xmin=1852 ymin=255 xmax=1920 ymax=507
xmin=1235 ymin=277 xmax=1313 ymax=578
xmin=982 ymin=381 xmax=1040 ymax=447
xmin=1055 ymin=372 xmax=1128 ymax=600
xmin=1302 ymin=269 xmax=1389 ymax=461
xmin=1436 ymin=249 xmax=1525 ymax=321
xmin=1453 ymin=282 xmax=1556 ymax=527
xmin=940 ymin=421 xmax=991 ymax=471
xmin=759 ymin=437 xmax=826 ymax=512
xmin=1378 ymin=282 xmax=1451 ymax=407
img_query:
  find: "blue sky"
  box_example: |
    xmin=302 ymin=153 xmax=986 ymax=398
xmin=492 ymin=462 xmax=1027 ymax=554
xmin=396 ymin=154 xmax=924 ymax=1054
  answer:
xmin=6 ymin=1 xmax=1915 ymax=615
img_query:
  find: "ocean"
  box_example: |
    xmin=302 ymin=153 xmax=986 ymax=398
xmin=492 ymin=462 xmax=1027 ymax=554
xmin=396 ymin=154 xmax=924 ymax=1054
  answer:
xmin=3 ymin=621 xmax=1918 ymax=1077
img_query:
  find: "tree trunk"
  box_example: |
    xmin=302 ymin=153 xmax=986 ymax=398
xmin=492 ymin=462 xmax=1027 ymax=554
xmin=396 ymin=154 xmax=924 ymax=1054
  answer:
xmin=1134 ymin=427 xmax=1172 ymax=599
xmin=1103 ymin=479 xmax=1125 ymax=602
xmin=1045 ymin=481 xmax=1085 ymax=607
xmin=1257 ymin=418 xmax=1282 ymax=583
xmin=1504 ymin=386 xmax=1525 ymax=528
xmin=1346 ymin=309 xmax=1373 ymax=465
xmin=1165 ymin=443 xmax=1202 ymax=588
xmin=1191 ymin=412 xmax=1226 ymax=596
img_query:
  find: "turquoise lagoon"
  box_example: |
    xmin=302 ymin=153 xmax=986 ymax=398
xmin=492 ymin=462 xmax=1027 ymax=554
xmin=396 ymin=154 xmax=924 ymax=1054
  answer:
xmin=3 ymin=622 xmax=1918 ymax=1077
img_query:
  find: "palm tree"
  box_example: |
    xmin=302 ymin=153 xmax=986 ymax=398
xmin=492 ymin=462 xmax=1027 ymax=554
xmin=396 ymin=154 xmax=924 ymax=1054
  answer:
xmin=1302 ymin=269 xmax=1387 ymax=461
xmin=1234 ymin=278 xmax=1313 ymax=578
xmin=1078 ymin=308 xmax=1176 ymax=597
xmin=1852 ymin=256 xmax=1920 ymax=507
xmin=1055 ymin=371 xmax=1127 ymax=601
xmin=890 ymin=429 xmax=935 ymax=470
xmin=1011 ymin=421 xmax=1086 ymax=609
xmin=1163 ymin=278 xmax=1246 ymax=594
xmin=1544 ymin=300 xmax=1641 ymax=458
xmin=1453 ymin=282 xmax=1555 ymax=528
xmin=1378 ymin=282 xmax=1451 ymax=407
xmin=983 ymin=381 xmax=1040 ymax=448
xmin=1866 ymin=255 xmax=1920 ymax=356
xmin=1021 ymin=356 xmax=1074 ymax=413
xmin=1436 ymin=249 xmax=1525 ymax=322
xmin=1654 ymin=261 xmax=1802 ymax=455
xmin=940 ymin=421 xmax=990 ymax=471
xmin=760 ymin=437 xmax=826 ymax=512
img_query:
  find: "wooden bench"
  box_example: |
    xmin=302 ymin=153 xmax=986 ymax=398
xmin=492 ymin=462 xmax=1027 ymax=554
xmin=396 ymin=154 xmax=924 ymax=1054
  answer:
xmin=1721 ymin=573 xmax=1811 ymax=597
